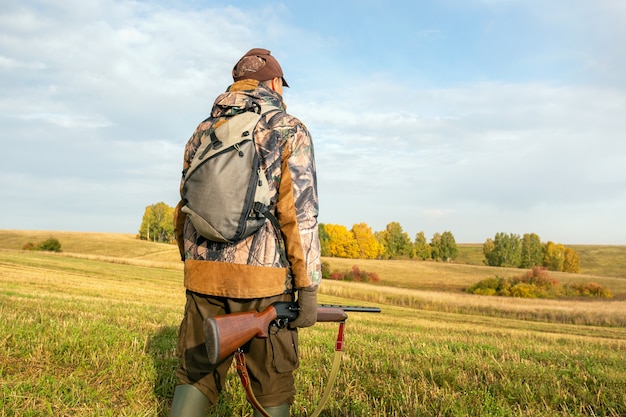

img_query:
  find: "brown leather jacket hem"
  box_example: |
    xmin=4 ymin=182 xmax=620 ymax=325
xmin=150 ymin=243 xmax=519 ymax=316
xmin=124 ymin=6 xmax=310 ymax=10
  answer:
xmin=184 ymin=259 xmax=289 ymax=298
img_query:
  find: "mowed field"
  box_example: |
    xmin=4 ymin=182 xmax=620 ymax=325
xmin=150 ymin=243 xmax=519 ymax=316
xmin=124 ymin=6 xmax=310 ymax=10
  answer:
xmin=1 ymin=230 xmax=625 ymax=416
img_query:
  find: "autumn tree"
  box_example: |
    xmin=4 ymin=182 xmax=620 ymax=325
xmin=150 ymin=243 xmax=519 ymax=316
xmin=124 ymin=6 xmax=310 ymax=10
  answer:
xmin=376 ymin=222 xmax=413 ymax=259
xmin=543 ymin=241 xmax=565 ymax=272
xmin=543 ymin=242 xmax=580 ymax=273
xmin=563 ymin=247 xmax=581 ymax=273
xmin=414 ymin=231 xmax=432 ymax=260
xmin=351 ymin=222 xmax=384 ymax=259
xmin=482 ymin=238 xmax=496 ymax=266
xmin=138 ymin=202 xmax=175 ymax=243
xmin=324 ymin=224 xmax=359 ymax=258
xmin=520 ymin=233 xmax=544 ymax=268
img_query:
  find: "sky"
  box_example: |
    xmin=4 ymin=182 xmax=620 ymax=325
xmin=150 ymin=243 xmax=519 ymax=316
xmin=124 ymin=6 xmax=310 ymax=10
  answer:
xmin=1 ymin=0 xmax=625 ymax=245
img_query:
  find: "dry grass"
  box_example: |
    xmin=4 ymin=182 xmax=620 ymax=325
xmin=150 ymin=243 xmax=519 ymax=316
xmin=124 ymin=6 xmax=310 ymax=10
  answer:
xmin=321 ymin=256 xmax=626 ymax=296
xmin=1 ymin=235 xmax=625 ymax=416
xmin=0 ymin=229 xmax=182 ymax=263
xmin=320 ymin=280 xmax=626 ymax=328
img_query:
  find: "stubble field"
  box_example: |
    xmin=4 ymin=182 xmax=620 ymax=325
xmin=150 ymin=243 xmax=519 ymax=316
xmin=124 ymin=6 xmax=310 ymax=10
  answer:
xmin=0 ymin=231 xmax=625 ymax=416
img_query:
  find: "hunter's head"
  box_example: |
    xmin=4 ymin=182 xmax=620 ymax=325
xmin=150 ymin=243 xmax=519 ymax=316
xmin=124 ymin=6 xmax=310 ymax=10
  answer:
xmin=232 ymin=48 xmax=288 ymax=94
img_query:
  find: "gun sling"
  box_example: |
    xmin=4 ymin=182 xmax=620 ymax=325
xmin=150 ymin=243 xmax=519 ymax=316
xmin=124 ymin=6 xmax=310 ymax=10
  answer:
xmin=235 ymin=350 xmax=272 ymax=417
xmin=235 ymin=321 xmax=346 ymax=417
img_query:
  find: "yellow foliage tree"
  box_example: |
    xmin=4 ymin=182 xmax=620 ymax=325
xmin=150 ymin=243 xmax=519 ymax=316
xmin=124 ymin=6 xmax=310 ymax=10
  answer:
xmin=543 ymin=241 xmax=565 ymax=272
xmin=543 ymin=242 xmax=581 ymax=273
xmin=351 ymin=222 xmax=384 ymax=259
xmin=563 ymin=247 xmax=581 ymax=273
xmin=325 ymin=224 xmax=359 ymax=258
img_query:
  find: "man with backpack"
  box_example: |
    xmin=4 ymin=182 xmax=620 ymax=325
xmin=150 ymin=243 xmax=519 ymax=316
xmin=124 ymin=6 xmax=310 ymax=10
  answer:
xmin=170 ymin=48 xmax=321 ymax=417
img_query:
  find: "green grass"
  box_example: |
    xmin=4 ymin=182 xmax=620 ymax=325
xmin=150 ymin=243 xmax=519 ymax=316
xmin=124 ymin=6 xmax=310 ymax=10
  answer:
xmin=570 ymin=244 xmax=626 ymax=278
xmin=1 ymin=231 xmax=626 ymax=416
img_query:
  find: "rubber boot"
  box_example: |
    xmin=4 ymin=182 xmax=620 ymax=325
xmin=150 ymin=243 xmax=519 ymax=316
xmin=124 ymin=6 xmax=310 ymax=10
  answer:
xmin=169 ymin=384 xmax=210 ymax=417
xmin=252 ymin=403 xmax=290 ymax=417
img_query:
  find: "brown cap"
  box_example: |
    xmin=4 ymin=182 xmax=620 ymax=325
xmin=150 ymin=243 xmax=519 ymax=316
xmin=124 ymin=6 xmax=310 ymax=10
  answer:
xmin=232 ymin=48 xmax=289 ymax=87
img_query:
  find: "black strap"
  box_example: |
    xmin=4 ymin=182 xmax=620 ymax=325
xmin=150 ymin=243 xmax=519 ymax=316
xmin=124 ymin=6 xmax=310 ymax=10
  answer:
xmin=253 ymin=202 xmax=281 ymax=231
xmin=208 ymin=130 xmax=223 ymax=150
xmin=253 ymin=202 xmax=288 ymax=266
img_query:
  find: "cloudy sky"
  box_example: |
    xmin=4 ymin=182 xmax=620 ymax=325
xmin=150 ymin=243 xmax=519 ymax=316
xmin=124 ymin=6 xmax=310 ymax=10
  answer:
xmin=1 ymin=0 xmax=625 ymax=244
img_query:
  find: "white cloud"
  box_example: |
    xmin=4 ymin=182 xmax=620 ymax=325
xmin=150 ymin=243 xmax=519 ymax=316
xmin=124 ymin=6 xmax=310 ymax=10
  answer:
xmin=305 ymin=78 xmax=626 ymax=242
xmin=1 ymin=0 xmax=625 ymax=244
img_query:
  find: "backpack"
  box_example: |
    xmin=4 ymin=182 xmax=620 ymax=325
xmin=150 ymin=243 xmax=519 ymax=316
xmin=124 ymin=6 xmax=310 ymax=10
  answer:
xmin=180 ymin=104 xmax=281 ymax=243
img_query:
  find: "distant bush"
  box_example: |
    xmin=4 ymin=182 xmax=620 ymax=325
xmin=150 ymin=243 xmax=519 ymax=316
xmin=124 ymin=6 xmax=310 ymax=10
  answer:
xmin=326 ymin=265 xmax=380 ymax=283
xmin=24 ymin=237 xmax=62 ymax=252
xmin=467 ymin=267 xmax=611 ymax=299
xmin=466 ymin=276 xmax=502 ymax=296
xmin=564 ymin=282 xmax=613 ymax=298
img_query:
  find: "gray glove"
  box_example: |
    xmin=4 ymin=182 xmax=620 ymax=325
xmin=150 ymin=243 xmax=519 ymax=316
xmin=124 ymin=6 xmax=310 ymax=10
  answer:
xmin=289 ymin=287 xmax=318 ymax=328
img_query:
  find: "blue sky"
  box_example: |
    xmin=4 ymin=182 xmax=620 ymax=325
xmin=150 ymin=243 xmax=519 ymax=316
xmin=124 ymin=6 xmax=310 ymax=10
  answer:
xmin=1 ymin=0 xmax=625 ymax=244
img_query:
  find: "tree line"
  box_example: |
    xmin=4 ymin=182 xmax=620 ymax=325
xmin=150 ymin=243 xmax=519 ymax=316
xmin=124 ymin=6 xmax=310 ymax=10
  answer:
xmin=137 ymin=203 xmax=458 ymax=261
xmin=483 ymin=232 xmax=580 ymax=273
xmin=320 ymin=222 xmax=458 ymax=262
xmin=137 ymin=202 xmax=580 ymax=272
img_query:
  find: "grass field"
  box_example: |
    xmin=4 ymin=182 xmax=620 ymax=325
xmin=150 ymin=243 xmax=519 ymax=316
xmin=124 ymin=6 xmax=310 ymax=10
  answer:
xmin=1 ymin=230 xmax=625 ymax=416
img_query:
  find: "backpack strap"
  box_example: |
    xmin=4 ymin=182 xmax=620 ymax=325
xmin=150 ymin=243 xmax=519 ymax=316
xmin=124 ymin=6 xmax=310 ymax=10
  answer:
xmin=208 ymin=130 xmax=223 ymax=150
xmin=253 ymin=104 xmax=289 ymax=267
xmin=252 ymin=202 xmax=281 ymax=232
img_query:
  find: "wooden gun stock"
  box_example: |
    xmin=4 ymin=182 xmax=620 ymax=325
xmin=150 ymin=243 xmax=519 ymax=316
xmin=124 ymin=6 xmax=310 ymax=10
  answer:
xmin=204 ymin=302 xmax=294 ymax=366
xmin=204 ymin=302 xmax=379 ymax=366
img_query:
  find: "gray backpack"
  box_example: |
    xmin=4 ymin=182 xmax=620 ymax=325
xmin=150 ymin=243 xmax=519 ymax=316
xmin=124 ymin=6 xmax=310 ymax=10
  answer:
xmin=181 ymin=104 xmax=281 ymax=243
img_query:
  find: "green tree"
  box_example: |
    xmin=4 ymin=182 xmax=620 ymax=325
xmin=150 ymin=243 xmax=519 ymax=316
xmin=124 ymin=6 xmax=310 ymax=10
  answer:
xmin=430 ymin=233 xmax=443 ymax=261
xmin=138 ymin=202 xmax=175 ymax=243
xmin=318 ymin=223 xmax=331 ymax=257
xmin=520 ymin=233 xmax=544 ymax=268
xmin=414 ymin=231 xmax=432 ymax=260
xmin=376 ymin=222 xmax=413 ymax=259
xmin=483 ymin=232 xmax=522 ymax=267
xmin=351 ymin=223 xmax=384 ymax=259
xmin=430 ymin=231 xmax=458 ymax=262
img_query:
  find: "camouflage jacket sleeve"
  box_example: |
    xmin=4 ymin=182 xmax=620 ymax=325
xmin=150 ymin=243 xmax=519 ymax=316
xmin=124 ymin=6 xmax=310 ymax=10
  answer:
xmin=274 ymin=115 xmax=322 ymax=290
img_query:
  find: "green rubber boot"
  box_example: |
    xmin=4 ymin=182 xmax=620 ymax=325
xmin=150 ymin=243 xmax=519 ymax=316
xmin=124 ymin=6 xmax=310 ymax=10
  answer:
xmin=252 ymin=403 xmax=290 ymax=417
xmin=169 ymin=384 xmax=210 ymax=417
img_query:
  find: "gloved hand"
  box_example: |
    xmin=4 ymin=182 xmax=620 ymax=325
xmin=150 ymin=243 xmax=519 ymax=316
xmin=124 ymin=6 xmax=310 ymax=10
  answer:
xmin=289 ymin=287 xmax=318 ymax=328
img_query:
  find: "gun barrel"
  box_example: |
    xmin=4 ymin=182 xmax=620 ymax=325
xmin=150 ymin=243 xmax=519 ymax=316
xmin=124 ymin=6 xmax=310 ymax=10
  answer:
xmin=318 ymin=304 xmax=382 ymax=313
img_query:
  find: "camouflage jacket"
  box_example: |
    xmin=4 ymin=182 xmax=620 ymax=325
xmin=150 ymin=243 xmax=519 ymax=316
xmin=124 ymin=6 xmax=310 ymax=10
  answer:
xmin=174 ymin=80 xmax=321 ymax=298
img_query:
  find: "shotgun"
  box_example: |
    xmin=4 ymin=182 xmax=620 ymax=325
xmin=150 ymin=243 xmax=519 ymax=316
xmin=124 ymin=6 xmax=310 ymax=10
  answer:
xmin=203 ymin=302 xmax=381 ymax=366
